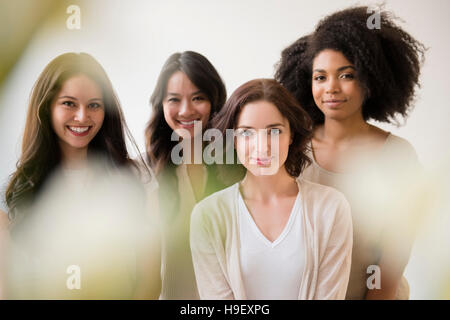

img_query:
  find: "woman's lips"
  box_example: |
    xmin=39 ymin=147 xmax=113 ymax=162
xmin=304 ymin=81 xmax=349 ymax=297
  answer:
xmin=67 ymin=126 xmax=91 ymax=137
xmin=177 ymin=119 xmax=199 ymax=129
xmin=323 ymin=99 xmax=346 ymax=108
xmin=251 ymin=157 xmax=273 ymax=166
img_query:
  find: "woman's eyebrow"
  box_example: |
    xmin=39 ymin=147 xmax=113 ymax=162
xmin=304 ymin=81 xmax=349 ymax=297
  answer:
xmin=237 ymin=123 xmax=285 ymax=129
xmin=337 ymin=65 xmax=356 ymax=71
xmin=167 ymin=91 xmax=204 ymax=97
xmin=58 ymin=96 xmax=102 ymax=102
xmin=58 ymin=95 xmax=78 ymax=100
xmin=313 ymin=65 xmax=356 ymax=73
xmin=266 ymin=123 xmax=285 ymax=128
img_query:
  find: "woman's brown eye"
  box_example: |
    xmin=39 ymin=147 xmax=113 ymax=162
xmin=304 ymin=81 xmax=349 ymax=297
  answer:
xmin=341 ymin=73 xmax=354 ymax=79
xmin=63 ymin=101 xmax=75 ymax=107
xmin=89 ymin=103 xmax=101 ymax=109
xmin=270 ymin=128 xmax=281 ymax=135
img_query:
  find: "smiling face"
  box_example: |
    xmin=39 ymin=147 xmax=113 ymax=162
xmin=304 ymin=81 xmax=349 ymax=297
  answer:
xmin=312 ymin=49 xmax=365 ymax=122
xmin=162 ymin=71 xmax=211 ymax=139
xmin=50 ymin=74 xmax=105 ymax=159
xmin=235 ymin=100 xmax=292 ymax=176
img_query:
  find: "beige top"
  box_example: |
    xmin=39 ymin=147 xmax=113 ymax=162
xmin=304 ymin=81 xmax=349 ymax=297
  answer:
xmin=6 ymin=163 xmax=151 ymax=299
xmin=159 ymin=163 xmax=207 ymax=300
xmin=302 ymin=133 xmax=421 ymax=299
xmin=190 ymin=178 xmax=353 ymax=300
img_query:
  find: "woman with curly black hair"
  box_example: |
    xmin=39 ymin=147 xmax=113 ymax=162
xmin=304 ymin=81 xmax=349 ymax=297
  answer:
xmin=275 ymin=6 xmax=425 ymax=299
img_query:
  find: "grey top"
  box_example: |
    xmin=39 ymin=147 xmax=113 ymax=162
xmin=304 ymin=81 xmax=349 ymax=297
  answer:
xmin=302 ymin=133 xmax=421 ymax=299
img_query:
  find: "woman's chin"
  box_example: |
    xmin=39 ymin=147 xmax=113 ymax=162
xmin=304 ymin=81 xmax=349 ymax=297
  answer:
xmin=173 ymin=128 xmax=202 ymax=140
xmin=246 ymin=165 xmax=280 ymax=177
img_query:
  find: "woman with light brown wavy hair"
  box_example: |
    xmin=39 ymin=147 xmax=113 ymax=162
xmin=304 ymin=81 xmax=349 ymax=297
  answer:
xmin=0 ymin=52 xmax=160 ymax=299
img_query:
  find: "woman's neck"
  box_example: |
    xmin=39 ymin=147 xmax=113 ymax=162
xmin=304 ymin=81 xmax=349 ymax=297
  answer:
xmin=180 ymin=136 xmax=203 ymax=165
xmin=60 ymin=146 xmax=88 ymax=170
xmin=240 ymin=167 xmax=298 ymax=201
xmin=318 ymin=115 xmax=371 ymax=145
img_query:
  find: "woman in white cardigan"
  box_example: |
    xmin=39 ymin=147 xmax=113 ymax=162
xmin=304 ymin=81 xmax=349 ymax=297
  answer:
xmin=190 ymin=79 xmax=353 ymax=299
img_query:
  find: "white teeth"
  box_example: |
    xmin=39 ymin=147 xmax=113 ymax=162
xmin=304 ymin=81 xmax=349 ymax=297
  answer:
xmin=179 ymin=120 xmax=196 ymax=125
xmin=68 ymin=126 xmax=90 ymax=133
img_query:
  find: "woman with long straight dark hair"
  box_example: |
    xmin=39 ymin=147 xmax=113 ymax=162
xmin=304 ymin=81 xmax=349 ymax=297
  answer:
xmin=1 ymin=52 xmax=160 ymax=299
xmin=145 ymin=51 xmax=228 ymax=299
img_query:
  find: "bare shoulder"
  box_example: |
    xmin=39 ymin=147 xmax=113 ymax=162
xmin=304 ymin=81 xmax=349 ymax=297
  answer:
xmin=367 ymin=124 xmax=417 ymax=157
xmin=368 ymin=125 xmax=390 ymax=144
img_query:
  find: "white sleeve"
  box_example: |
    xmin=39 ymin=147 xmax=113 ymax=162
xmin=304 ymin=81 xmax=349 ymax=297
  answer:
xmin=314 ymin=197 xmax=353 ymax=300
xmin=190 ymin=204 xmax=234 ymax=300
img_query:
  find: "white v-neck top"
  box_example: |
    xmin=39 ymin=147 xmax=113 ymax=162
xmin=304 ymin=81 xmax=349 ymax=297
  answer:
xmin=191 ymin=178 xmax=353 ymax=300
xmin=238 ymin=191 xmax=304 ymax=299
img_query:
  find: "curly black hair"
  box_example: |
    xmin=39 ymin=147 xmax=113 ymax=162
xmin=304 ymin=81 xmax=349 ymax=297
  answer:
xmin=275 ymin=6 xmax=426 ymax=125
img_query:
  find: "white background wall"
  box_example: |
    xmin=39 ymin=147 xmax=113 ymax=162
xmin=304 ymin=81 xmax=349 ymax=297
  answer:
xmin=1 ymin=0 xmax=449 ymax=299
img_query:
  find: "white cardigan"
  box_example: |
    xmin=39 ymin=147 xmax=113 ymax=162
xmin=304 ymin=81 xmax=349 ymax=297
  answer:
xmin=190 ymin=178 xmax=353 ymax=300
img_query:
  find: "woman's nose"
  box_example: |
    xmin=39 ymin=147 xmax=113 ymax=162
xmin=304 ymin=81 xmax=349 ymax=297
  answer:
xmin=256 ymin=129 xmax=270 ymax=155
xmin=74 ymin=105 xmax=89 ymax=122
xmin=326 ymin=77 xmax=340 ymax=94
xmin=178 ymin=100 xmax=196 ymax=117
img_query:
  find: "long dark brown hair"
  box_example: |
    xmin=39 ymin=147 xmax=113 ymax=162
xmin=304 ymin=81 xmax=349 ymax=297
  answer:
xmin=5 ymin=52 xmax=140 ymax=218
xmin=145 ymin=51 xmax=228 ymax=224
xmin=145 ymin=51 xmax=227 ymax=174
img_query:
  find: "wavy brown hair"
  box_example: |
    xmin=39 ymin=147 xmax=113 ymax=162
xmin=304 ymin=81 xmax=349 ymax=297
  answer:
xmin=213 ymin=78 xmax=312 ymax=180
xmin=5 ymin=52 xmax=140 ymax=218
